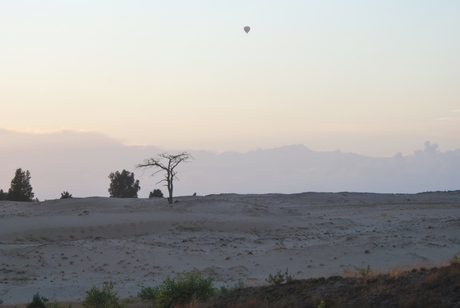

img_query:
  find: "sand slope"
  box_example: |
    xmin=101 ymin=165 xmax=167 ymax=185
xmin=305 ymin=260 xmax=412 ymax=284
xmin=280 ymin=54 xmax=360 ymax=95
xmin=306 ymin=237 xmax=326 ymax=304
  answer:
xmin=1 ymin=192 xmax=460 ymax=304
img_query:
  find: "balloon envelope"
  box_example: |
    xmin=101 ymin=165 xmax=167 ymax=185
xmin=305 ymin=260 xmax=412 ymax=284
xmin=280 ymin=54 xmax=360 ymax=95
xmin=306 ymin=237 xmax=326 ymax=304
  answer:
xmin=244 ymin=26 xmax=250 ymax=33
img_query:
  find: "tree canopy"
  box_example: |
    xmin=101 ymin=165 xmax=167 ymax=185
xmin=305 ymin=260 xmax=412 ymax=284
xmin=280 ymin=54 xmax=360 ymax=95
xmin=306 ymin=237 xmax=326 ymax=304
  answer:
xmin=8 ymin=168 xmax=35 ymax=201
xmin=108 ymin=169 xmax=141 ymax=198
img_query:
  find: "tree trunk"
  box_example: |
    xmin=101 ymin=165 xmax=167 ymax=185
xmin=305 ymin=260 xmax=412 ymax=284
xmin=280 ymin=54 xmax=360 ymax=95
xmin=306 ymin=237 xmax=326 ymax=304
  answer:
xmin=167 ymin=171 xmax=173 ymax=204
xmin=167 ymin=185 xmax=173 ymax=204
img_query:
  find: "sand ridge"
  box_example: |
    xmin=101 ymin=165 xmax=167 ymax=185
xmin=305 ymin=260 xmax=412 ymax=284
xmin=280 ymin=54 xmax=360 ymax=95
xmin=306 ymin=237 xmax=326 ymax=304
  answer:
xmin=1 ymin=192 xmax=460 ymax=304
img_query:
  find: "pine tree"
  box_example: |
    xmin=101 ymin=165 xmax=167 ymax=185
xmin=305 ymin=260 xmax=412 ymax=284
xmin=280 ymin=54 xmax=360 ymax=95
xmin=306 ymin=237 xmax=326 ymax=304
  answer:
xmin=8 ymin=168 xmax=35 ymax=201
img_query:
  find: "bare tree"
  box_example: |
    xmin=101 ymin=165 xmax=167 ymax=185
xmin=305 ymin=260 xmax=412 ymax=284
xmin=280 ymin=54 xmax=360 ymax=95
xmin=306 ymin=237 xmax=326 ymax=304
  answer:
xmin=136 ymin=152 xmax=192 ymax=204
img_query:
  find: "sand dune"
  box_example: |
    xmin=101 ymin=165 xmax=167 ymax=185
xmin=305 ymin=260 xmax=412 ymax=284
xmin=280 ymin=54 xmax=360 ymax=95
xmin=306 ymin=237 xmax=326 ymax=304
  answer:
xmin=1 ymin=192 xmax=460 ymax=304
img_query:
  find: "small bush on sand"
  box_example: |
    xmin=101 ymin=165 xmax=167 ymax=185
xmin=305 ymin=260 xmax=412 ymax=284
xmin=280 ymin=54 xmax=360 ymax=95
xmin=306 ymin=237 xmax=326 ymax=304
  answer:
xmin=60 ymin=191 xmax=73 ymax=199
xmin=139 ymin=271 xmax=215 ymax=308
xmin=266 ymin=269 xmax=293 ymax=285
xmin=82 ymin=281 xmax=120 ymax=308
xmin=27 ymin=293 xmax=48 ymax=308
xmin=149 ymin=189 xmax=164 ymax=198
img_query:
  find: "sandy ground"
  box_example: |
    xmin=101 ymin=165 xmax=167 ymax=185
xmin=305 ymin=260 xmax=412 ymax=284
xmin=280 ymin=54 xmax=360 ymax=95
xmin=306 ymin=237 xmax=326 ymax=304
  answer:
xmin=1 ymin=192 xmax=460 ymax=304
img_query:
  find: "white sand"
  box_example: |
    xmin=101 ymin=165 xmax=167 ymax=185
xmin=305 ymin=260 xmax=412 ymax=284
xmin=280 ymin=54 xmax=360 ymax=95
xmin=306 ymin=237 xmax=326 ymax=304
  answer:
xmin=1 ymin=192 xmax=460 ymax=304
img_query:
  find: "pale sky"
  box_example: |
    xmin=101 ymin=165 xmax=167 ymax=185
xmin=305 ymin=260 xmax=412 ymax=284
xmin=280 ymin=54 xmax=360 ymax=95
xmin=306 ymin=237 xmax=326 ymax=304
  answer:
xmin=1 ymin=1 xmax=459 ymax=156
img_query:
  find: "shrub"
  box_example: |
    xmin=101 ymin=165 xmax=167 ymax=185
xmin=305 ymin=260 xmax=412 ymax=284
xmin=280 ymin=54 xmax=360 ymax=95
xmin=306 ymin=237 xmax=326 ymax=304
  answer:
xmin=27 ymin=293 xmax=48 ymax=308
xmin=149 ymin=189 xmax=164 ymax=198
xmin=139 ymin=271 xmax=215 ymax=308
xmin=137 ymin=286 xmax=157 ymax=303
xmin=265 ymin=269 xmax=292 ymax=285
xmin=356 ymin=265 xmax=372 ymax=277
xmin=60 ymin=191 xmax=73 ymax=199
xmin=82 ymin=281 xmax=120 ymax=308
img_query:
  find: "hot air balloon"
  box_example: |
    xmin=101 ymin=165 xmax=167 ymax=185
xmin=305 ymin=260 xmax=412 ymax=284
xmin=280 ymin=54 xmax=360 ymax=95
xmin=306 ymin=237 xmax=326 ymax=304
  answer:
xmin=244 ymin=26 xmax=250 ymax=33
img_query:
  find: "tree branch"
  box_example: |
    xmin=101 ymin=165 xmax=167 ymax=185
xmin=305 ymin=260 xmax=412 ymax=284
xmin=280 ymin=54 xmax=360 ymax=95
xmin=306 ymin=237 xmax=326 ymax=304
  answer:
xmin=135 ymin=152 xmax=193 ymax=204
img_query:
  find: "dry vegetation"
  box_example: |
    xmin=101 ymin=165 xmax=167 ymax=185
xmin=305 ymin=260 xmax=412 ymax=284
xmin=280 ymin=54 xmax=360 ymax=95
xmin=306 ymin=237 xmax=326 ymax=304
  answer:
xmin=2 ymin=263 xmax=459 ymax=308
xmin=200 ymin=263 xmax=460 ymax=308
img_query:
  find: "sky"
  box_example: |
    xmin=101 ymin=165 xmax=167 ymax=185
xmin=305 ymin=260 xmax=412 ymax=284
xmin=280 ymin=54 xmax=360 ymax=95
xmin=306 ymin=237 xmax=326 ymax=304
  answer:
xmin=1 ymin=1 xmax=460 ymax=156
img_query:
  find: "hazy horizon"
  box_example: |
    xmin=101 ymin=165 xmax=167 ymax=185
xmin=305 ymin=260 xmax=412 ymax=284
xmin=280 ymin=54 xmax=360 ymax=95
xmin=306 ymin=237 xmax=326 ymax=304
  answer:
xmin=1 ymin=128 xmax=459 ymax=201
xmin=1 ymin=126 xmax=459 ymax=157
xmin=2 ymin=126 xmax=460 ymax=156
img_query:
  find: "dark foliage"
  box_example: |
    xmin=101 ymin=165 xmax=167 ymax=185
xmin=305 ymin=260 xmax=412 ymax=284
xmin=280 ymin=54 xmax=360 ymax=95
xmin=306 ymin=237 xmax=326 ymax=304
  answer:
xmin=108 ymin=170 xmax=141 ymax=198
xmin=149 ymin=189 xmax=164 ymax=198
xmin=139 ymin=271 xmax=215 ymax=308
xmin=7 ymin=168 xmax=34 ymax=201
xmin=82 ymin=281 xmax=120 ymax=308
xmin=60 ymin=191 xmax=73 ymax=199
xmin=26 ymin=293 xmax=48 ymax=308
xmin=0 ymin=189 xmax=8 ymax=200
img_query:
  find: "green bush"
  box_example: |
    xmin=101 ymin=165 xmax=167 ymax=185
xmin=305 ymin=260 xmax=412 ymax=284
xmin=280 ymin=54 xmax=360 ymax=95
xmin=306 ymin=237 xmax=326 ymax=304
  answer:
xmin=82 ymin=281 xmax=120 ymax=308
xmin=27 ymin=293 xmax=48 ymax=308
xmin=138 ymin=286 xmax=157 ymax=303
xmin=139 ymin=271 xmax=215 ymax=308
xmin=265 ymin=269 xmax=292 ymax=285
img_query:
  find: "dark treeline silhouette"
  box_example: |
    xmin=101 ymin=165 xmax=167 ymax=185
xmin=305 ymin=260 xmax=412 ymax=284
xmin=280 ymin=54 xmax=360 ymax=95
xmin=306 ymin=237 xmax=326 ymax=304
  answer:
xmin=0 ymin=168 xmax=35 ymax=201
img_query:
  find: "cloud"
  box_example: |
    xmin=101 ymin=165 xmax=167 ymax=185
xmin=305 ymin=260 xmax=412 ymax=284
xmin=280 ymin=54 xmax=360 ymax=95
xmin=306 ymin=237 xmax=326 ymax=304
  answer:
xmin=434 ymin=110 xmax=460 ymax=121
xmin=0 ymin=127 xmax=122 ymax=148
xmin=435 ymin=117 xmax=460 ymax=121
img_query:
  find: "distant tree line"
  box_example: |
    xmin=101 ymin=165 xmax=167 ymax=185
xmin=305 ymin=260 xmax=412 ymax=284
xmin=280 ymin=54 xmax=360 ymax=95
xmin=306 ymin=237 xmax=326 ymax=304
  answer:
xmin=0 ymin=152 xmax=191 ymax=202
xmin=107 ymin=171 xmax=164 ymax=199
xmin=109 ymin=152 xmax=192 ymax=204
